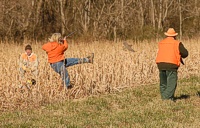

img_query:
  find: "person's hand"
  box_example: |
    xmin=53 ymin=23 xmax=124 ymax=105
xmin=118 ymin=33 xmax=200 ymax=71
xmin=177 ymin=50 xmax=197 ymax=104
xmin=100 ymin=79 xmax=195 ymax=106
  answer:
xmin=26 ymin=68 xmax=32 ymax=73
xmin=22 ymin=65 xmax=27 ymax=71
xmin=63 ymin=36 xmax=66 ymax=40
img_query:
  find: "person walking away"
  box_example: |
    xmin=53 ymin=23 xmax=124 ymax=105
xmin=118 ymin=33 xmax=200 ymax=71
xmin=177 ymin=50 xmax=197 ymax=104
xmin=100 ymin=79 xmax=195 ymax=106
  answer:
xmin=156 ymin=28 xmax=188 ymax=101
xmin=42 ymin=33 xmax=94 ymax=90
xmin=19 ymin=44 xmax=38 ymax=86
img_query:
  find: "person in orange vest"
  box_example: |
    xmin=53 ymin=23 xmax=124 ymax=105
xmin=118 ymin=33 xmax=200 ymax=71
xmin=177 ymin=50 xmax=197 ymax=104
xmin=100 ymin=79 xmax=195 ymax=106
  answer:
xmin=156 ymin=28 xmax=188 ymax=101
xmin=19 ymin=44 xmax=38 ymax=78
xmin=42 ymin=33 xmax=94 ymax=90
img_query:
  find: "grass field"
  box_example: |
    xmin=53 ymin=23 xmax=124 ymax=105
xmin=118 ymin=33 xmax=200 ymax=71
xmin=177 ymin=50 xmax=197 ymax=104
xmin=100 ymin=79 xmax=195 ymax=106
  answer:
xmin=0 ymin=76 xmax=200 ymax=127
xmin=0 ymin=39 xmax=200 ymax=127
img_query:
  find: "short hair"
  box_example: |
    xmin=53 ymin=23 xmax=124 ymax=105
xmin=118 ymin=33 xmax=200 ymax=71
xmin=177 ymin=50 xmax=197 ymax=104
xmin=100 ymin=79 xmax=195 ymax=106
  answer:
xmin=25 ymin=44 xmax=32 ymax=50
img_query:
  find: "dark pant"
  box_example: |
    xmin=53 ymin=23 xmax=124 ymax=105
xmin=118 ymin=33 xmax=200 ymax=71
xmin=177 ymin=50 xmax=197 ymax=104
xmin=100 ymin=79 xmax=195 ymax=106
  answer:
xmin=159 ymin=70 xmax=178 ymax=100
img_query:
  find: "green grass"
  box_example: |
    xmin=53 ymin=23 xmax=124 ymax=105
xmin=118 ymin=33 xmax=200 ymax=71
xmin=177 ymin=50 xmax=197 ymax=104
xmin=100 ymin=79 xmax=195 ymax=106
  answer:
xmin=1 ymin=77 xmax=200 ymax=128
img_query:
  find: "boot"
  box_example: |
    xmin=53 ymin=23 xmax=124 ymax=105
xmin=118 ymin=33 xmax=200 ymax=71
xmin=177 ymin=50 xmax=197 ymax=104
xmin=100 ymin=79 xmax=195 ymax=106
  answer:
xmin=67 ymin=84 xmax=73 ymax=89
xmin=87 ymin=53 xmax=94 ymax=64
xmin=78 ymin=53 xmax=94 ymax=64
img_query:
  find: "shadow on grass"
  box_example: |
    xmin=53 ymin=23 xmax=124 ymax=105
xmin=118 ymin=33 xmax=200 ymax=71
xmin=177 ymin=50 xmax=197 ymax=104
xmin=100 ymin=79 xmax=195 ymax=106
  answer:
xmin=175 ymin=94 xmax=190 ymax=100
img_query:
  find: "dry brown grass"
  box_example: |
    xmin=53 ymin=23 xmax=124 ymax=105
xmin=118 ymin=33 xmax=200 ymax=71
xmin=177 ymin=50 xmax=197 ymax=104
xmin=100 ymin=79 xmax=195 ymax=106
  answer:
xmin=0 ymin=39 xmax=199 ymax=111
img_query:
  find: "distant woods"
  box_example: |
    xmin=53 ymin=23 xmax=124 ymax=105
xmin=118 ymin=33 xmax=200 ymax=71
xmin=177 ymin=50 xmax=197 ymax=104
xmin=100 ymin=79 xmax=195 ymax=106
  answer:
xmin=0 ymin=0 xmax=200 ymax=41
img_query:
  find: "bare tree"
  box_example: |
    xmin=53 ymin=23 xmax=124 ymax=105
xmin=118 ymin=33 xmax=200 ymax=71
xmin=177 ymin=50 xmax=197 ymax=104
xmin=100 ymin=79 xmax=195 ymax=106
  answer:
xmin=58 ymin=0 xmax=66 ymax=35
xmin=150 ymin=0 xmax=156 ymax=29
xmin=179 ymin=0 xmax=182 ymax=39
xmin=0 ymin=0 xmax=200 ymax=41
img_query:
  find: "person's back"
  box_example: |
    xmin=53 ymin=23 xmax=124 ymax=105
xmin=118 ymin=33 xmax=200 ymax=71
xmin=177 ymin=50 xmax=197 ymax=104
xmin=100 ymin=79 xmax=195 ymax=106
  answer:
xmin=42 ymin=39 xmax=68 ymax=63
xmin=156 ymin=28 xmax=188 ymax=101
xmin=156 ymin=37 xmax=181 ymax=69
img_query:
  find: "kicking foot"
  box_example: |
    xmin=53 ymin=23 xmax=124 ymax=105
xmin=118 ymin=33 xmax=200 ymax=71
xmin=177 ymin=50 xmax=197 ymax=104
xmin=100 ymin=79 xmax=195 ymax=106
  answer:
xmin=87 ymin=53 xmax=94 ymax=64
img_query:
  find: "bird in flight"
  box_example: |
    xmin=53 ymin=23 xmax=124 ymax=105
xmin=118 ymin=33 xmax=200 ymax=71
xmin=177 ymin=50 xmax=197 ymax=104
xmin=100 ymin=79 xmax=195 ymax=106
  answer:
xmin=123 ymin=42 xmax=135 ymax=52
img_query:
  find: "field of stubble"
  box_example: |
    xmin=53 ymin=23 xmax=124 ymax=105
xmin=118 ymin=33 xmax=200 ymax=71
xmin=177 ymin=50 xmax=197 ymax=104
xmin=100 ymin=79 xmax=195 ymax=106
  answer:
xmin=0 ymin=39 xmax=199 ymax=111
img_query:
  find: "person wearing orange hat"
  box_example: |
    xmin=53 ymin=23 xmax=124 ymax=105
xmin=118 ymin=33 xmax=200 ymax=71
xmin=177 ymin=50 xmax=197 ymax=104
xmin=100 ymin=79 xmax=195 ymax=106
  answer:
xmin=42 ymin=33 xmax=94 ymax=90
xmin=156 ymin=28 xmax=188 ymax=101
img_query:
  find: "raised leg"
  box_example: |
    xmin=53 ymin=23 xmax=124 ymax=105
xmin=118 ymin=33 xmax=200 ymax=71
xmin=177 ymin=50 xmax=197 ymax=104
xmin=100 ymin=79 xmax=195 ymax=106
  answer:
xmin=64 ymin=53 xmax=94 ymax=67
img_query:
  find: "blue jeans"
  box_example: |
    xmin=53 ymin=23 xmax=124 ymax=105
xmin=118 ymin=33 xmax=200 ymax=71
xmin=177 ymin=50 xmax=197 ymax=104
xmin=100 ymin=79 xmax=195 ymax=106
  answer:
xmin=50 ymin=58 xmax=80 ymax=87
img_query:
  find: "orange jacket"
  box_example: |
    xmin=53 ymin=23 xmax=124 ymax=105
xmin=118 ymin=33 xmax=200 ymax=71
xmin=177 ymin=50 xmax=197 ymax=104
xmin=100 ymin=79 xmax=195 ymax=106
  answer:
xmin=42 ymin=40 xmax=68 ymax=63
xmin=156 ymin=37 xmax=181 ymax=66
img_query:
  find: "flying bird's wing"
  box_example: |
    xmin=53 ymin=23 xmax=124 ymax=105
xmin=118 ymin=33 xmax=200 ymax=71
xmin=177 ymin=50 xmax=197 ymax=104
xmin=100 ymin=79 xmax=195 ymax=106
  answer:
xmin=123 ymin=42 xmax=135 ymax=52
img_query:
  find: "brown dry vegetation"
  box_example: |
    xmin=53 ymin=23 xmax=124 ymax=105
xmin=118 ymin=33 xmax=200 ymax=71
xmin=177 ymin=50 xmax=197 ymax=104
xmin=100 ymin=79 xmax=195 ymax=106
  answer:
xmin=0 ymin=39 xmax=200 ymax=111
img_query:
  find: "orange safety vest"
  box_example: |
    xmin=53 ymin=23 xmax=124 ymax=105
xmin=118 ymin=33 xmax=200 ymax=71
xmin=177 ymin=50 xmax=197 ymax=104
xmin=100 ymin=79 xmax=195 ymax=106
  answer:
xmin=156 ymin=37 xmax=181 ymax=66
xmin=20 ymin=53 xmax=37 ymax=68
xmin=21 ymin=53 xmax=37 ymax=62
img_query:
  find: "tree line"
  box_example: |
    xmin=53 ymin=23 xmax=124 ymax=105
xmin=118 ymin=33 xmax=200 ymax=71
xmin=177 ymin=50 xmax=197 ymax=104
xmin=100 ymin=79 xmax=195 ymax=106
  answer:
xmin=0 ymin=0 xmax=200 ymax=42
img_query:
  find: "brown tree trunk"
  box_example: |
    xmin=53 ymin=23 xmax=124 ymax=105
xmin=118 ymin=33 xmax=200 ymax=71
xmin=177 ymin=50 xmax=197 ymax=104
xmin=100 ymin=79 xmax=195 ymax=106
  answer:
xmin=36 ymin=0 xmax=43 ymax=24
xmin=121 ymin=0 xmax=124 ymax=36
xmin=138 ymin=0 xmax=144 ymax=30
xmin=179 ymin=0 xmax=182 ymax=40
xmin=158 ymin=0 xmax=163 ymax=30
xmin=59 ymin=0 xmax=66 ymax=35
xmin=150 ymin=0 xmax=155 ymax=30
